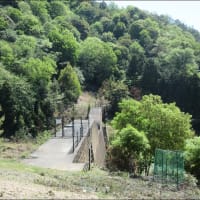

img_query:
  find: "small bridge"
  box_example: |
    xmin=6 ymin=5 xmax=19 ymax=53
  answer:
xmin=23 ymin=107 xmax=107 ymax=171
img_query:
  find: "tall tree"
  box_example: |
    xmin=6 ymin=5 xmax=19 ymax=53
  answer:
xmin=58 ymin=63 xmax=81 ymax=106
xmin=48 ymin=29 xmax=78 ymax=67
xmin=78 ymin=37 xmax=117 ymax=89
xmin=0 ymin=68 xmax=34 ymax=138
xmin=112 ymin=95 xmax=194 ymax=155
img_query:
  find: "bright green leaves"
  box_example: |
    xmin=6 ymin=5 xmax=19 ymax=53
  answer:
xmin=110 ymin=94 xmax=194 ymax=173
xmin=6 ymin=7 xmax=22 ymax=23
xmin=48 ymin=1 xmax=69 ymax=19
xmin=48 ymin=29 xmax=78 ymax=66
xmin=0 ymin=40 xmax=14 ymax=66
xmin=185 ymin=137 xmax=200 ymax=183
xmin=112 ymin=124 xmax=150 ymax=158
xmin=110 ymin=124 xmax=150 ymax=173
xmin=112 ymin=94 xmax=194 ymax=154
xmin=129 ymin=18 xmax=159 ymax=40
xmin=29 ymin=0 xmax=50 ymax=24
xmin=23 ymin=57 xmax=56 ymax=83
xmin=0 ymin=15 xmax=9 ymax=31
xmin=0 ymin=0 xmax=200 ymax=145
xmin=14 ymin=35 xmax=36 ymax=59
xmin=58 ymin=63 xmax=81 ymax=105
xmin=165 ymin=48 xmax=198 ymax=77
xmin=17 ymin=14 xmax=43 ymax=36
xmin=78 ymin=37 xmax=117 ymax=89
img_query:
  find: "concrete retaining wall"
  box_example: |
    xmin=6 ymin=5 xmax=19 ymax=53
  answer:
xmin=73 ymin=107 xmax=106 ymax=167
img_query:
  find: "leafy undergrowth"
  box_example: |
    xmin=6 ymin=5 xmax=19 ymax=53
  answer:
xmin=0 ymin=139 xmax=200 ymax=199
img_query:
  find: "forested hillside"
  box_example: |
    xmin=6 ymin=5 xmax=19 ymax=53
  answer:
xmin=1 ymin=0 xmax=200 ymax=139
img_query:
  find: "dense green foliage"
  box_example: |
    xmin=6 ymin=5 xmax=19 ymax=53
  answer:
xmin=78 ymin=37 xmax=117 ymax=89
xmin=110 ymin=124 xmax=150 ymax=174
xmin=58 ymin=63 xmax=81 ymax=105
xmin=0 ymin=1 xmax=82 ymax=138
xmin=110 ymin=95 xmax=194 ymax=174
xmin=185 ymin=137 xmax=200 ymax=183
xmin=0 ymin=68 xmax=34 ymax=137
xmin=98 ymin=79 xmax=129 ymax=114
xmin=1 ymin=0 xmax=200 ymax=144
xmin=112 ymin=95 xmax=194 ymax=152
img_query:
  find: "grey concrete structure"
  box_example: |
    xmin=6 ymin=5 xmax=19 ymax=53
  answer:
xmin=23 ymin=107 xmax=106 ymax=171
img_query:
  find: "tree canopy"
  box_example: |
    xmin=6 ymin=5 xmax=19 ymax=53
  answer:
xmin=1 ymin=0 xmax=200 ymax=142
xmin=110 ymin=94 xmax=194 ymax=174
xmin=112 ymin=95 xmax=194 ymax=155
xmin=78 ymin=37 xmax=117 ymax=89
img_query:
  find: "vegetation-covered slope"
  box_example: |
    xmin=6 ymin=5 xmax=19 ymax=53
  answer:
xmin=0 ymin=139 xmax=199 ymax=199
xmin=1 ymin=0 xmax=200 ymax=138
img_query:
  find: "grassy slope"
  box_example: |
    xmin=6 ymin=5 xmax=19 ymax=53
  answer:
xmin=0 ymin=138 xmax=200 ymax=199
xmin=0 ymin=92 xmax=200 ymax=199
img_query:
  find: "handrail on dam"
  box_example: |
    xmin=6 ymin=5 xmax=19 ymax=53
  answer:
xmin=54 ymin=106 xmax=107 ymax=169
xmin=24 ymin=106 xmax=107 ymax=171
xmin=72 ymin=107 xmax=107 ymax=168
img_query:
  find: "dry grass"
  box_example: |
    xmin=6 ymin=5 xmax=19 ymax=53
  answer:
xmin=0 ymin=138 xmax=200 ymax=199
xmin=0 ymin=139 xmax=37 ymax=160
xmin=74 ymin=92 xmax=97 ymax=118
xmin=0 ymin=160 xmax=200 ymax=199
xmin=62 ymin=92 xmax=97 ymax=121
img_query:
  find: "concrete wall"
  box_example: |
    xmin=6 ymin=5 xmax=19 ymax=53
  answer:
xmin=73 ymin=131 xmax=90 ymax=163
xmin=73 ymin=107 xmax=106 ymax=168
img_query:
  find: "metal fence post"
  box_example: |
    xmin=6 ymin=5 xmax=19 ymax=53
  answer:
xmin=62 ymin=116 xmax=64 ymax=137
xmin=72 ymin=117 xmax=74 ymax=153
xmin=76 ymin=131 xmax=78 ymax=146
xmin=88 ymin=115 xmax=91 ymax=137
xmin=55 ymin=119 xmax=57 ymax=137
xmin=166 ymin=154 xmax=168 ymax=183
xmin=81 ymin=117 xmax=83 ymax=127
xmin=176 ymin=152 xmax=179 ymax=189
xmin=80 ymin=117 xmax=83 ymax=138
xmin=88 ymin=146 xmax=91 ymax=170
xmin=161 ymin=150 xmax=164 ymax=184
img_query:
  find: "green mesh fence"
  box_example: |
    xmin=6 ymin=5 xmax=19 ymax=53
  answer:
xmin=153 ymin=149 xmax=184 ymax=185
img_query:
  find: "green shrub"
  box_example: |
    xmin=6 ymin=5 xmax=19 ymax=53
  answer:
xmin=185 ymin=137 xmax=200 ymax=184
xmin=108 ymin=125 xmax=150 ymax=174
xmin=36 ymin=131 xmax=52 ymax=145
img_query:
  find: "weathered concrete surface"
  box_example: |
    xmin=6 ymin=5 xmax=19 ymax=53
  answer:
xmin=23 ymin=107 xmax=106 ymax=171
xmin=23 ymin=138 xmax=84 ymax=171
xmin=91 ymin=121 xmax=106 ymax=167
xmin=73 ymin=107 xmax=106 ymax=168
xmin=23 ymin=120 xmax=89 ymax=171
